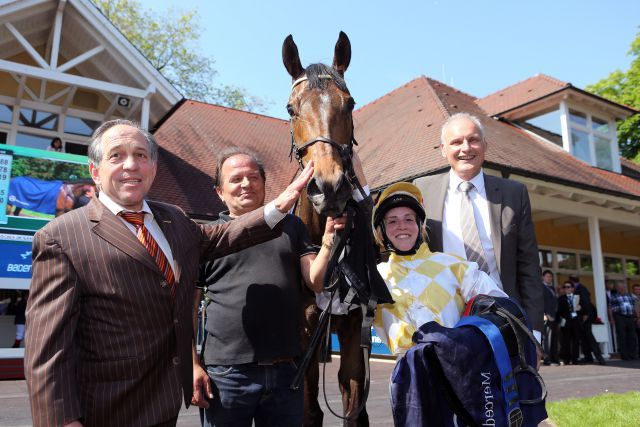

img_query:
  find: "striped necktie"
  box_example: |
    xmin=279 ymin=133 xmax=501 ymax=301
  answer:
xmin=459 ymin=181 xmax=490 ymax=274
xmin=119 ymin=211 xmax=176 ymax=301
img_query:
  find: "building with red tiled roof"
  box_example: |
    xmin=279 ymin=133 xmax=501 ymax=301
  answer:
xmin=151 ymin=72 xmax=639 ymax=356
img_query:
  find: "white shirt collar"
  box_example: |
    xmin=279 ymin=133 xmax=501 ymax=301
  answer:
xmin=98 ymin=192 xmax=153 ymax=217
xmin=448 ymin=169 xmax=485 ymax=193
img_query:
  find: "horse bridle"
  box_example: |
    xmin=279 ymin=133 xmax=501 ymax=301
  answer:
xmin=288 ymin=74 xmax=361 ymax=193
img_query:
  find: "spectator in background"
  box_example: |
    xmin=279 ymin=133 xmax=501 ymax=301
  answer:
xmin=555 ymin=280 xmax=566 ymax=362
xmin=633 ymin=284 xmax=640 ymax=354
xmin=12 ymin=291 xmax=27 ymax=348
xmin=542 ymin=270 xmax=560 ymax=366
xmin=46 ymin=137 xmax=63 ymax=152
xmin=569 ymin=274 xmax=605 ymax=365
xmin=606 ymin=280 xmax=618 ymax=353
xmin=557 ymin=281 xmax=581 ymax=365
xmin=610 ymin=283 xmax=638 ymax=360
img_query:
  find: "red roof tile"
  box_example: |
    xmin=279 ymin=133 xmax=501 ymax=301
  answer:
xmin=476 ymin=74 xmax=568 ymax=116
xmin=150 ymin=101 xmax=296 ymax=218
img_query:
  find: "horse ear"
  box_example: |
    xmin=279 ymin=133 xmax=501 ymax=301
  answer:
xmin=282 ymin=34 xmax=304 ymax=80
xmin=332 ymin=31 xmax=351 ymax=76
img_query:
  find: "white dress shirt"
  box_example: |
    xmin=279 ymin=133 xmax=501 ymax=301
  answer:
xmin=442 ymin=170 xmax=503 ymax=289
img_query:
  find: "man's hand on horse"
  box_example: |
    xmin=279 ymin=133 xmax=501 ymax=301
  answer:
xmin=274 ymin=160 xmax=314 ymax=213
xmin=191 ymin=363 xmax=214 ymax=408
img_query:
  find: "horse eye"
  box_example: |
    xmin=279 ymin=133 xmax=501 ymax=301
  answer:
xmin=286 ymin=104 xmax=295 ymax=116
xmin=347 ymin=98 xmax=356 ymax=111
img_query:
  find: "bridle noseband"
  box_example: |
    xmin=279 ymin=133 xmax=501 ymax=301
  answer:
xmin=288 ymin=74 xmax=362 ymax=193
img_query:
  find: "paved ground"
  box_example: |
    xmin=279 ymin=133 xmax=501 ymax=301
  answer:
xmin=1 ymin=356 xmax=638 ymax=426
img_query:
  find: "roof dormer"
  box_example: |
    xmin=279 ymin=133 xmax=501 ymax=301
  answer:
xmin=476 ymin=74 xmax=637 ymax=174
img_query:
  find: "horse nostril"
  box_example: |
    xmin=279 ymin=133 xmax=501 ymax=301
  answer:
xmin=306 ymin=177 xmax=322 ymax=198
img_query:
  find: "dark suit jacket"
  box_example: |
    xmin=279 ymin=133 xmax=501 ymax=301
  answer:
xmin=543 ymin=284 xmax=558 ymax=321
xmin=25 ymin=197 xmax=279 ymax=427
xmin=557 ymin=294 xmax=579 ymax=323
xmin=574 ymin=283 xmax=595 ymax=321
xmin=414 ymin=170 xmax=543 ymax=331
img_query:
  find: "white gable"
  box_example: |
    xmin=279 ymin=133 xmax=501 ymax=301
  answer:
xmin=0 ymin=0 xmax=182 ymax=150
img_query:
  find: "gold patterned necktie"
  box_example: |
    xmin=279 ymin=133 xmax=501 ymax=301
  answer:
xmin=119 ymin=211 xmax=176 ymax=301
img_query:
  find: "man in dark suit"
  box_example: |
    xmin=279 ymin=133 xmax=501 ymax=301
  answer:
xmin=557 ymin=281 xmax=581 ymax=364
xmin=414 ymin=112 xmax=543 ymax=335
xmin=542 ymin=270 xmax=560 ymax=365
xmin=569 ymin=274 xmax=605 ymax=364
xmin=24 ymin=120 xmax=312 ymax=427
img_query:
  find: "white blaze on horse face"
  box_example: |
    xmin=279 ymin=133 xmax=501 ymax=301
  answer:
xmin=309 ymin=92 xmax=345 ymax=183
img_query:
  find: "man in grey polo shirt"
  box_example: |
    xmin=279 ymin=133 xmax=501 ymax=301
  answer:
xmin=191 ymin=148 xmax=361 ymax=426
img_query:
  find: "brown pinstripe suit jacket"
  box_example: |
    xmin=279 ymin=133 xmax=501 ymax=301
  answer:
xmin=25 ymin=197 xmax=278 ymax=427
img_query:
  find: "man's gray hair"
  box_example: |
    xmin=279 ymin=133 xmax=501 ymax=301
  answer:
xmin=215 ymin=147 xmax=266 ymax=187
xmin=88 ymin=119 xmax=158 ymax=167
xmin=440 ymin=112 xmax=485 ymax=145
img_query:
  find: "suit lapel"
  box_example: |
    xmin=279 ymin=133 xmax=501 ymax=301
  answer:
xmin=149 ymin=202 xmax=182 ymax=285
xmin=432 ymin=172 xmax=448 ymax=223
xmin=429 ymin=172 xmax=449 ymax=252
xmin=89 ymin=197 xmax=161 ymax=275
xmin=484 ymin=174 xmax=502 ymax=274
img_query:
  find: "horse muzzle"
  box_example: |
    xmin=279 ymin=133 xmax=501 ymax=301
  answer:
xmin=306 ymin=174 xmax=352 ymax=217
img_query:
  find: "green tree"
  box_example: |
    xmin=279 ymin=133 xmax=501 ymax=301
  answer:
xmin=92 ymin=0 xmax=264 ymax=112
xmin=587 ymin=29 xmax=640 ymax=162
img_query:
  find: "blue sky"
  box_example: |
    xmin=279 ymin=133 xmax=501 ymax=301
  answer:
xmin=139 ymin=0 xmax=640 ymax=119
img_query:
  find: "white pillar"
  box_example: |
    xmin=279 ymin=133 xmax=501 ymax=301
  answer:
xmin=139 ymin=85 xmax=155 ymax=131
xmin=559 ymin=100 xmax=572 ymax=154
xmin=140 ymin=97 xmax=150 ymax=131
xmin=588 ymin=216 xmax=609 ymax=356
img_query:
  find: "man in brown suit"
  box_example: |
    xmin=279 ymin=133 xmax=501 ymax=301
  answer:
xmin=24 ymin=120 xmax=313 ymax=427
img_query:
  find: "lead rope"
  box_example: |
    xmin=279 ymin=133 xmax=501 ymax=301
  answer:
xmin=318 ymin=205 xmax=373 ymax=422
xmin=290 ymin=204 xmax=373 ymax=423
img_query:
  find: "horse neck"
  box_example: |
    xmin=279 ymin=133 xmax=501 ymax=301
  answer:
xmin=295 ymin=189 xmax=327 ymax=246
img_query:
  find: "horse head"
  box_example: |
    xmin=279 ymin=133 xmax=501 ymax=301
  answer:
xmin=282 ymin=32 xmax=355 ymax=218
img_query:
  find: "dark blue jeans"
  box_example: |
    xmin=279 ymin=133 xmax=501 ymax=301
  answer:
xmin=200 ymin=361 xmax=303 ymax=427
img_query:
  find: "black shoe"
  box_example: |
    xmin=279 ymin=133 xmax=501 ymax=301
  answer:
xmin=579 ymin=358 xmax=594 ymax=364
xmin=598 ymin=360 xmax=606 ymax=365
xmin=542 ymin=361 xmax=551 ymax=366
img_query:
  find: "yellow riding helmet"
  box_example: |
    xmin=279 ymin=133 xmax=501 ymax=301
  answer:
xmin=372 ymin=182 xmax=426 ymax=250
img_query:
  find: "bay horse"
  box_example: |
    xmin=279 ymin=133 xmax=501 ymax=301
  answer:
xmin=283 ymin=32 xmax=369 ymax=427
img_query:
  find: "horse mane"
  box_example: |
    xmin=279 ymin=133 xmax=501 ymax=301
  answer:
xmin=304 ymin=63 xmax=349 ymax=93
